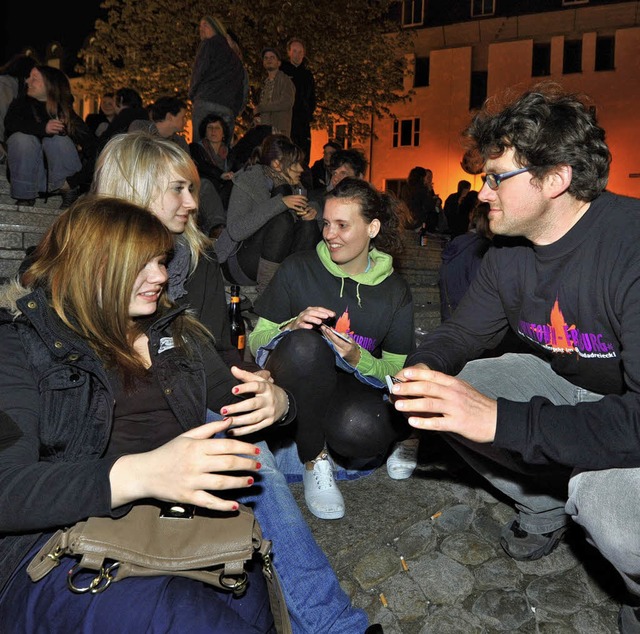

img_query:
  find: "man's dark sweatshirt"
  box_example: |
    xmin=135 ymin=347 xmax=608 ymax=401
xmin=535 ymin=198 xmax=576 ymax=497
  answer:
xmin=406 ymin=192 xmax=640 ymax=470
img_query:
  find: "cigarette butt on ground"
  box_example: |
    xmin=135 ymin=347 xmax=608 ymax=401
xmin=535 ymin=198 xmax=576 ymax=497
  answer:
xmin=379 ymin=592 xmax=388 ymax=608
xmin=430 ymin=511 xmax=442 ymax=520
xmin=400 ymin=555 xmax=409 ymax=572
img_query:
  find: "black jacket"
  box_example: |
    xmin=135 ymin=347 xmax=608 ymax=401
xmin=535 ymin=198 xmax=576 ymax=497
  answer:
xmin=280 ymin=60 xmax=316 ymax=126
xmin=0 ymin=285 xmax=294 ymax=593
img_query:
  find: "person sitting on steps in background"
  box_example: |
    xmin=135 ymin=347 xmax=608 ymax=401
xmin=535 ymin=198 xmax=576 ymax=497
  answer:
xmin=189 ymin=112 xmax=235 ymax=223
xmin=96 ymin=87 xmax=148 ymax=152
xmin=0 ymin=53 xmax=38 ymax=165
xmin=128 ymin=95 xmax=190 ymax=153
xmin=214 ymin=134 xmax=321 ymax=297
xmin=85 ymin=91 xmax=116 ymax=137
xmin=4 ymin=65 xmax=95 ymax=210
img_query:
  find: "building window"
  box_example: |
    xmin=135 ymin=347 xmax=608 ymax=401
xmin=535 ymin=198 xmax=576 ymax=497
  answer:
xmin=392 ymin=118 xmax=421 ymax=147
xmin=471 ymin=0 xmax=495 ymax=17
xmin=469 ymin=71 xmax=487 ymax=110
xmin=414 ymin=57 xmax=430 ymax=87
xmin=595 ymin=35 xmax=615 ymax=71
xmin=402 ymin=0 xmax=424 ymax=27
xmin=563 ymin=39 xmax=582 ymax=74
xmin=532 ymin=43 xmax=551 ymax=77
xmin=333 ymin=123 xmax=352 ymax=149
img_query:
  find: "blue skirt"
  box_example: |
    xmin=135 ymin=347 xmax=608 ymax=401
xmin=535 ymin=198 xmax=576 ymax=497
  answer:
xmin=0 ymin=533 xmax=276 ymax=633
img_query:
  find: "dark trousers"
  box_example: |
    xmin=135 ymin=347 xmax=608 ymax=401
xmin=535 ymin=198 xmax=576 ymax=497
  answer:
xmin=265 ymin=330 xmax=406 ymax=463
xmin=290 ymin=121 xmax=311 ymax=168
xmin=236 ymin=212 xmax=320 ymax=282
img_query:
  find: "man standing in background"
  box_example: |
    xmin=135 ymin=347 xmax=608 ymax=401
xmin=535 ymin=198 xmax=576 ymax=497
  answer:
xmin=255 ymin=47 xmax=296 ymax=138
xmin=281 ymin=37 xmax=316 ymax=166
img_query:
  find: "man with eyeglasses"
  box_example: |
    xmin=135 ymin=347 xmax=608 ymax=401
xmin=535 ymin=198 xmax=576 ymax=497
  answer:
xmin=388 ymin=84 xmax=640 ymax=632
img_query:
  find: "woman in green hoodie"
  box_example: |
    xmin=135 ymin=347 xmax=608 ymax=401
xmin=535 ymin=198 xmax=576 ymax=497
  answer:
xmin=248 ymin=178 xmax=417 ymax=519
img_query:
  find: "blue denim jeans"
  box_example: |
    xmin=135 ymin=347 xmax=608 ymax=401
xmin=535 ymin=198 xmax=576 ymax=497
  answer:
xmin=206 ymin=411 xmax=368 ymax=633
xmin=7 ymin=132 xmax=82 ymax=199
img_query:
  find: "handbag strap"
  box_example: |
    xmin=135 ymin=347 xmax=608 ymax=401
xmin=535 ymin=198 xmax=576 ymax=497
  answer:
xmin=255 ymin=527 xmax=292 ymax=634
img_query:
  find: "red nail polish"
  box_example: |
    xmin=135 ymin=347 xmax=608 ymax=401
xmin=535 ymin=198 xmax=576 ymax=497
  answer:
xmin=231 ymin=503 xmax=239 ymax=511
xmin=255 ymin=462 xmax=262 ymax=470
xmin=247 ymin=477 xmax=254 ymax=485
xmin=233 ymin=387 xmax=239 ymax=394
xmin=221 ymin=408 xmax=227 ymax=415
xmin=255 ymin=447 xmax=261 ymax=455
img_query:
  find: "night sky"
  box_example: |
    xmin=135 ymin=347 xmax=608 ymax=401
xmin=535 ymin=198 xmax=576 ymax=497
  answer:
xmin=1 ymin=3 xmax=105 ymax=66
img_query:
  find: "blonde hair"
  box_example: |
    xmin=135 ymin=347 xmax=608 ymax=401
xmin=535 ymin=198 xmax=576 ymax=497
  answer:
xmin=91 ymin=132 xmax=210 ymax=274
xmin=22 ymin=196 xmax=207 ymax=380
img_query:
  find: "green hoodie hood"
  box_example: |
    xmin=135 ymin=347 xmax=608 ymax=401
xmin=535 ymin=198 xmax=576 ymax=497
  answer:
xmin=316 ymin=241 xmax=394 ymax=306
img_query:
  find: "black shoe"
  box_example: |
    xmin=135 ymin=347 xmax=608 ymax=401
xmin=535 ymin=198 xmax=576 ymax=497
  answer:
xmin=500 ymin=519 xmax=567 ymax=561
xmin=15 ymin=198 xmax=36 ymax=207
xmin=619 ymin=604 xmax=640 ymax=634
xmin=365 ymin=626 xmax=384 ymax=634
xmin=60 ymin=187 xmax=80 ymax=209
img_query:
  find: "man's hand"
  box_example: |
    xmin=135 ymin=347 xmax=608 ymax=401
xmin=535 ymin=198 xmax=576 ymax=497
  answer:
xmin=389 ymin=364 xmax=498 ymax=443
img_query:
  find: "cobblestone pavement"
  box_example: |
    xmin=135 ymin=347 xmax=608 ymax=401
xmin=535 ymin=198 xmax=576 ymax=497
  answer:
xmin=290 ymin=434 xmax=626 ymax=633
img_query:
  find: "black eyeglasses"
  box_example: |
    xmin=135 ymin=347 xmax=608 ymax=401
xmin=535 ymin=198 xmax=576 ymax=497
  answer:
xmin=481 ymin=167 xmax=531 ymax=190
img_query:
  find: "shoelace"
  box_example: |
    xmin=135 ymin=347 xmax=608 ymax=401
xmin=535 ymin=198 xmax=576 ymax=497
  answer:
xmin=312 ymin=458 xmax=336 ymax=491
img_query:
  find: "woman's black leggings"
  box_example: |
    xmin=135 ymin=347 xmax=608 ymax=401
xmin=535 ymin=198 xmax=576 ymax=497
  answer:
xmin=237 ymin=212 xmax=321 ymax=281
xmin=265 ymin=329 xmax=407 ymax=463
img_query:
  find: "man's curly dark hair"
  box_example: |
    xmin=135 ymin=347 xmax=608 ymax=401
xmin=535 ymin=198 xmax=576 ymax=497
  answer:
xmin=462 ymin=83 xmax=611 ymax=201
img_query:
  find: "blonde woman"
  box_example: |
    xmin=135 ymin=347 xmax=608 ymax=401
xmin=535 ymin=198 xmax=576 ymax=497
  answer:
xmin=91 ymin=131 xmax=244 ymax=368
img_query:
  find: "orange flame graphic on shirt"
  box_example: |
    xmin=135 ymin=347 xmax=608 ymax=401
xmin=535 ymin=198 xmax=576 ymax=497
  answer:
xmin=549 ymin=298 xmax=575 ymax=351
xmin=335 ymin=312 xmax=351 ymax=336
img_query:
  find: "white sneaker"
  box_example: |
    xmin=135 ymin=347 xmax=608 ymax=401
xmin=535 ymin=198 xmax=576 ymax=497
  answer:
xmin=386 ymin=436 xmax=420 ymax=480
xmin=303 ymin=454 xmax=345 ymax=520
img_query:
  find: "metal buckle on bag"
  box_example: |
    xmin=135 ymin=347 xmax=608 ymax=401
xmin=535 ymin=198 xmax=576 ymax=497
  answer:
xmin=67 ymin=561 xmax=120 ymax=594
xmin=220 ymin=571 xmax=249 ymax=596
xmin=46 ymin=545 xmax=65 ymax=566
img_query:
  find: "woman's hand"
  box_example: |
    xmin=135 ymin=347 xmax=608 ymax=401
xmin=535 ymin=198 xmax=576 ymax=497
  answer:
xmin=320 ymin=325 xmax=360 ymax=365
xmin=110 ymin=419 xmax=261 ymax=512
xmin=282 ymin=194 xmax=308 ymax=214
xmin=298 ymin=205 xmax=318 ymax=221
xmin=46 ymin=119 xmax=67 ymax=136
xmin=286 ymin=306 xmax=335 ymax=331
xmin=219 ymin=366 xmax=290 ymax=436
xmin=222 ymin=171 xmax=234 ymax=180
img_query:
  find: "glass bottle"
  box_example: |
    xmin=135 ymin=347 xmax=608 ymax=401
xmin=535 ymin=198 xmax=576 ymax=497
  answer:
xmin=418 ymin=222 xmax=428 ymax=247
xmin=228 ymin=285 xmax=246 ymax=352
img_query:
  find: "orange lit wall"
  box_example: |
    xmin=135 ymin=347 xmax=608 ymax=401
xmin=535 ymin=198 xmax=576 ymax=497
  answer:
xmin=311 ymin=13 xmax=640 ymax=201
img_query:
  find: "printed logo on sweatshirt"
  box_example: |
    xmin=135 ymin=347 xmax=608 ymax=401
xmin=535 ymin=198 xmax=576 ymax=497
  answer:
xmin=518 ymin=298 xmax=616 ymax=359
xmin=336 ymin=309 xmax=378 ymax=353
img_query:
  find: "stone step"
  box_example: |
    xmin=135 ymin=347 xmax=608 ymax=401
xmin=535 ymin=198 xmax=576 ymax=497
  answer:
xmin=0 ymin=165 xmax=67 ymax=283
